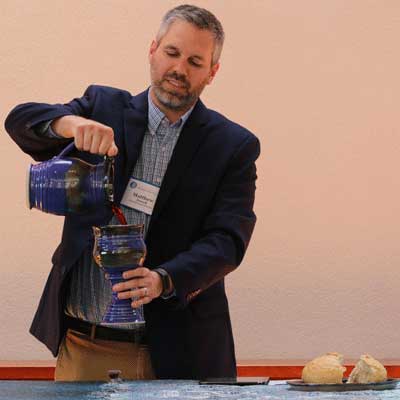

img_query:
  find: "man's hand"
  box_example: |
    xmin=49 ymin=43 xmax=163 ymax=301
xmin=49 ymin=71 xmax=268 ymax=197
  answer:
xmin=51 ymin=115 xmax=118 ymax=156
xmin=112 ymin=267 xmax=163 ymax=308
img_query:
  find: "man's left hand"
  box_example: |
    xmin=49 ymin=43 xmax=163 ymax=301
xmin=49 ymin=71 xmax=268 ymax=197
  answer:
xmin=112 ymin=267 xmax=163 ymax=308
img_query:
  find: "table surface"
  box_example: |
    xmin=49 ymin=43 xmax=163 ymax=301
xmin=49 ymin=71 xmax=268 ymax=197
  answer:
xmin=0 ymin=380 xmax=399 ymax=400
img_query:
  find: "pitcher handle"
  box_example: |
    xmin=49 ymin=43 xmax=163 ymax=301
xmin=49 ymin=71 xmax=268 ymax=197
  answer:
xmin=57 ymin=142 xmax=115 ymax=203
xmin=103 ymin=156 xmax=115 ymax=203
xmin=57 ymin=141 xmax=76 ymax=158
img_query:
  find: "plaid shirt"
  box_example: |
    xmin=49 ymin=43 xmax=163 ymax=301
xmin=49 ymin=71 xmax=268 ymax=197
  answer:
xmin=64 ymin=91 xmax=194 ymax=327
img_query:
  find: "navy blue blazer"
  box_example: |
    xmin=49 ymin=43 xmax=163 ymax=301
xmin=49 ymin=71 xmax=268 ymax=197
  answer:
xmin=5 ymin=85 xmax=260 ymax=379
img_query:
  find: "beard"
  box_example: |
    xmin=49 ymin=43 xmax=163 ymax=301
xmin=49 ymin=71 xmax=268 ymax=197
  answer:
xmin=151 ymin=71 xmax=206 ymax=111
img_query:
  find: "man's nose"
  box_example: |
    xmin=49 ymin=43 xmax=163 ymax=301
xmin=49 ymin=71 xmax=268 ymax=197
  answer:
xmin=172 ymin=58 xmax=188 ymax=78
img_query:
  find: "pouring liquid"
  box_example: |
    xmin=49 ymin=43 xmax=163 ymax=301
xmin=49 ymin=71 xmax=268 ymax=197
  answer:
xmin=111 ymin=204 xmax=128 ymax=225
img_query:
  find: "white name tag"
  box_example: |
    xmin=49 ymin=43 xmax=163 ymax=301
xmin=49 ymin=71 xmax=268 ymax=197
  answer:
xmin=120 ymin=178 xmax=160 ymax=215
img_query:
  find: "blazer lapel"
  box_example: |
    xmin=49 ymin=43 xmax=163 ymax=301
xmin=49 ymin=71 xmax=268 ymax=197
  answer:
xmin=115 ymin=90 xmax=148 ymax=203
xmin=149 ymin=99 xmax=210 ymax=227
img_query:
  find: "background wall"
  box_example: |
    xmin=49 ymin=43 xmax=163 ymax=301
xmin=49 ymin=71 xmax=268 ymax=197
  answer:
xmin=1 ymin=0 xmax=399 ymax=361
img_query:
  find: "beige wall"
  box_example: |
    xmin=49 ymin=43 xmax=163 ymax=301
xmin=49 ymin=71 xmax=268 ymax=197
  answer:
xmin=1 ymin=0 xmax=399 ymax=361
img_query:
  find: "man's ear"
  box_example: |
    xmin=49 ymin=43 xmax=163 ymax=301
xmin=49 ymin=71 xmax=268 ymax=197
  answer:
xmin=149 ymin=40 xmax=158 ymax=61
xmin=207 ymin=62 xmax=220 ymax=85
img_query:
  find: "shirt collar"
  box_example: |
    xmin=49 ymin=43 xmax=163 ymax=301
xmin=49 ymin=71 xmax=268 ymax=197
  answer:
xmin=147 ymin=89 xmax=195 ymax=135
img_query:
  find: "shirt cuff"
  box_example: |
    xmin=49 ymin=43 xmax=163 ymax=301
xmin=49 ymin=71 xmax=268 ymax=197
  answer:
xmin=35 ymin=120 xmax=64 ymax=139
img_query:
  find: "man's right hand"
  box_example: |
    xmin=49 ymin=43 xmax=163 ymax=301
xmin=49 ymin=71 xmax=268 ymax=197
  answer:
xmin=51 ymin=115 xmax=118 ymax=157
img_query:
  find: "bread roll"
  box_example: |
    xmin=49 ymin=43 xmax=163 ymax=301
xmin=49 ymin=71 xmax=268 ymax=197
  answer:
xmin=347 ymin=354 xmax=387 ymax=384
xmin=302 ymin=352 xmax=346 ymax=384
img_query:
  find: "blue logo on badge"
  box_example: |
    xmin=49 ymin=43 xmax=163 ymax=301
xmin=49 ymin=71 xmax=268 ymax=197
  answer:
xmin=130 ymin=181 xmax=138 ymax=189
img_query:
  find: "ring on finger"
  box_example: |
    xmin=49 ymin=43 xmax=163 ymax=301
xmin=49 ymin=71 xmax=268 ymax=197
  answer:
xmin=143 ymin=287 xmax=148 ymax=297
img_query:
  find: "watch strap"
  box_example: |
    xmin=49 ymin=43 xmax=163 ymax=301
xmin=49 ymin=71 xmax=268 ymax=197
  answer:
xmin=153 ymin=268 xmax=172 ymax=297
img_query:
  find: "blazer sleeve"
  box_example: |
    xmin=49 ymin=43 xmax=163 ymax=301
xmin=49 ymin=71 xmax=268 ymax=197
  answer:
xmin=161 ymin=133 xmax=260 ymax=308
xmin=4 ymin=86 xmax=97 ymax=161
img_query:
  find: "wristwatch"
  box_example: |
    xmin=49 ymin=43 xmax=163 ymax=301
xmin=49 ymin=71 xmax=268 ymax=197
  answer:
xmin=154 ymin=268 xmax=173 ymax=297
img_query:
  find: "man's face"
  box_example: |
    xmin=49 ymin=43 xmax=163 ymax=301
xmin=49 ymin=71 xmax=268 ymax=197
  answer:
xmin=149 ymin=20 xmax=219 ymax=112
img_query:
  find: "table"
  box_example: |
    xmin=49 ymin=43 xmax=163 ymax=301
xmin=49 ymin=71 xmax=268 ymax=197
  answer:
xmin=0 ymin=380 xmax=399 ymax=400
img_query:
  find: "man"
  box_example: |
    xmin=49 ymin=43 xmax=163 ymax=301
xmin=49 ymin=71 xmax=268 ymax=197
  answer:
xmin=5 ymin=4 xmax=260 ymax=381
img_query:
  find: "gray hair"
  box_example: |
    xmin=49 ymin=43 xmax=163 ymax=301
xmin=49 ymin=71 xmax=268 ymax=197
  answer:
xmin=156 ymin=4 xmax=225 ymax=65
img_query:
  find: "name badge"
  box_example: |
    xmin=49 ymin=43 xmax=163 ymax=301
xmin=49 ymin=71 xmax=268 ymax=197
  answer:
xmin=120 ymin=178 xmax=160 ymax=215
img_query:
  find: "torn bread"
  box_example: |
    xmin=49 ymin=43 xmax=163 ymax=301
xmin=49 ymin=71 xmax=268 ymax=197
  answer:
xmin=302 ymin=352 xmax=346 ymax=384
xmin=347 ymin=354 xmax=387 ymax=384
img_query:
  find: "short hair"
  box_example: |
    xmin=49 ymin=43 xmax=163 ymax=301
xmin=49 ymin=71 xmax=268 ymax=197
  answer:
xmin=156 ymin=4 xmax=225 ymax=65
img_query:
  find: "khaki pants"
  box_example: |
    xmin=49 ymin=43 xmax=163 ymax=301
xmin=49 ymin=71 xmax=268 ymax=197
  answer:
xmin=55 ymin=329 xmax=155 ymax=381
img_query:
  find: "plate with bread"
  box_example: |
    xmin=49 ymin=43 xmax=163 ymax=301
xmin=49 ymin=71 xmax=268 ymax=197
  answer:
xmin=287 ymin=352 xmax=400 ymax=391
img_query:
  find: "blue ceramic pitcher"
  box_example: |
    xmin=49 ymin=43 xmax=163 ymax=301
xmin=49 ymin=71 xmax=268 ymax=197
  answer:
xmin=27 ymin=142 xmax=114 ymax=215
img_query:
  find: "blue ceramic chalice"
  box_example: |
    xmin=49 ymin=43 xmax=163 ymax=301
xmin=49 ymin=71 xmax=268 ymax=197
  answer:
xmin=92 ymin=224 xmax=146 ymax=326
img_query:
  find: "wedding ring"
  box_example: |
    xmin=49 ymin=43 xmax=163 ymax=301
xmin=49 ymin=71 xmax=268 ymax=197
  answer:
xmin=143 ymin=287 xmax=148 ymax=297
